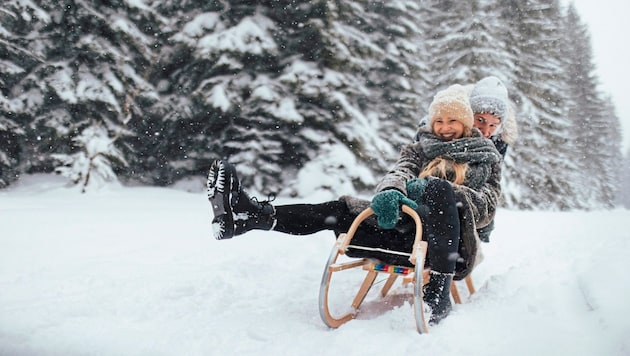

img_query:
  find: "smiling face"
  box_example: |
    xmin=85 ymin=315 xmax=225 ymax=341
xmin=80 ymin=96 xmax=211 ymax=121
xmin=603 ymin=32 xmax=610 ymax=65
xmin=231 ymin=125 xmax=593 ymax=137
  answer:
xmin=431 ymin=117 xmax=465 ymax=141
xmin=427 ymin=84 xmax=473 ymax=141
xmin=474 ymin=112 xmax=502 ymax=138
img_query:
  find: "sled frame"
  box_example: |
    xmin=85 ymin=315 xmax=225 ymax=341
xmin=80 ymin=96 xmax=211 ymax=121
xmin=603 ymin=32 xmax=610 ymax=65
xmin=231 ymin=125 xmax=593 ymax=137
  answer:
xmin=318 ymin=206 xmax=475 ymax=334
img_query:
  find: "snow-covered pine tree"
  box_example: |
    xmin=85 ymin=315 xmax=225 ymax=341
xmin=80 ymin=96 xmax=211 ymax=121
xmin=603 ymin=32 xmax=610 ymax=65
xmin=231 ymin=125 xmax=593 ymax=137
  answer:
xmin=596 ymin=96 xmax=622 ymax=207
xmin=151 ymin=1 xmax=320 ymax=192
xmin=0 ymin=0 xmax=163 ymax=189
xmin=620 ymin=148 xmax=630 ymax=208
xmin=417 ymin=0 xmax=475 ymax=92
xmin=0 ymin=54 xmax=23 ymax=187
xmin=123 ymin=1 xmax=230 ymax=186
xmin=498 ymin=0 xmax=580 ymax=210
xmin=52 ymin=123 xmax=128 ymax=192
xmin=417 ymin=0 xmax=522 ymax=207
xmin=278 ymin=0 xmax=434 ymax=197
xmin=319 ymin=0 xmax=431 ymax=158
xmin=563 ymin=4 xmax=621 ymax=209
xmin=0 ymin=1 xmax=47 ymax=186
xmin=156 ymin=0 xmax=431 ymax=196
xmin=0 ymin=114 xmax=22 ymax=188
xmin=469 ymin=0 xmax=521 ymax=208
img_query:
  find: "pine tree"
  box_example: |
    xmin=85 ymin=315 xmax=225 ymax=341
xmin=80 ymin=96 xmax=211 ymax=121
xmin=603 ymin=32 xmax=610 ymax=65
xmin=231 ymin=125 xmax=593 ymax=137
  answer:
xmin=418 ymin=0 xmax=475 ymax=90
xmin=52 ymin=124 xmax=128 ymax=192
xmin=418 ymin=0 xmax=517 ymax=86
xmin=498 ymin=0 xmax=579 ymax=210
xmin=0 ymin=0 xmax=164 ymax=190
xmin=418 ymin=0 xmax=522 ymax=208
xmin=146 ymin=0 xmax=433 ymax=195
xmin=596 ymin=96 xmax=622 ymax=207
xmin=620 ymin=148 xmax=630 ymax=208
xmin=144 ymin=1 xmax=332 ymax=191
xmin=329 ymin=1 xmax=431 ymax=139
xmin=315 ymin=0 xmax=431 ymax=169
xmin=0 ymin=1 xmax=46 ymax=186
xmin=564 ymin=4 xmax=620 ymax=209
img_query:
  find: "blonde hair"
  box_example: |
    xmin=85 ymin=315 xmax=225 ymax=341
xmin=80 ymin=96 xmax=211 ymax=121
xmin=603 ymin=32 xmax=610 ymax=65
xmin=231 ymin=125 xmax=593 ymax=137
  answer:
xmin=419 ymin=157 xmax=468 ymax=185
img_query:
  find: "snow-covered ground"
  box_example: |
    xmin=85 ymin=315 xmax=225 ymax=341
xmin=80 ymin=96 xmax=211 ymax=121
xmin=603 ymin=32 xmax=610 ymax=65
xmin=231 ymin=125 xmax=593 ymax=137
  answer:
xmin=1 ymin=175 xmax=628 ymax=356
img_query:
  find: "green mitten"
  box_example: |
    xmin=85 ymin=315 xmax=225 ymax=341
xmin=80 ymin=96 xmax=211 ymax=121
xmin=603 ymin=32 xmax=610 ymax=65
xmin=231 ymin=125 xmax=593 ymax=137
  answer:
xmin=370 ymin=190 xmax=418 ymax=229
xmin=406 ymin=178 xmax=429 ymax=203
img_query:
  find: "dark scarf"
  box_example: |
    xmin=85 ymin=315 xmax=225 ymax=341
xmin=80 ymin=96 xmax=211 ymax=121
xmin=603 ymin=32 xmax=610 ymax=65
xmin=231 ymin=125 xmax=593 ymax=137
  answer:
xmin=416 ymin=129 xmax=501 ymax=189
xmin=417 ymin=130 xmax=501 ymax=166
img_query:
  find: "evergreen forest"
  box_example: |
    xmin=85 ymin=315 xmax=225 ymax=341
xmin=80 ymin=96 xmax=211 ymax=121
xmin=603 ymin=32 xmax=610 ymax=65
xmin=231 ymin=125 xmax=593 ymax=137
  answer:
xmin=1 ymin=0 xmax=625 ymax=209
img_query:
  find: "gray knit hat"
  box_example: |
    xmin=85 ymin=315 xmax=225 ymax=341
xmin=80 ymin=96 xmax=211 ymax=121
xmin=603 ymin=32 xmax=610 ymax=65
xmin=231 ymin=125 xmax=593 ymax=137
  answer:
xmin=469 ymin=76 xmax=509 ymax=121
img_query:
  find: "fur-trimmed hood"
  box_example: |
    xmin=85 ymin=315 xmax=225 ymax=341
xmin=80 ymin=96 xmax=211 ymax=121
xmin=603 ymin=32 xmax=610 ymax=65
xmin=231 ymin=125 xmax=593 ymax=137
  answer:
xmin=499 ymin=103 xmax=518 ymax=145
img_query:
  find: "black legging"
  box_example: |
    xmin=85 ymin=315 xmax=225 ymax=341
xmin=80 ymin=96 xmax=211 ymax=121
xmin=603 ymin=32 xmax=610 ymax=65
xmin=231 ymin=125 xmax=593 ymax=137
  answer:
xmin=417 ymin=179 xmax=460 ymax=273
xmin=274 ymin=179 xmax=460 ymax=273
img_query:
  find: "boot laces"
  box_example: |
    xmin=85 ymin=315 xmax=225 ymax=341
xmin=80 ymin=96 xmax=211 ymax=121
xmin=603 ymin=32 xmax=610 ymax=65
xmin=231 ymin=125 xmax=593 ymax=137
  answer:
xmin=250 ymin=193 xmax=276 ymax=212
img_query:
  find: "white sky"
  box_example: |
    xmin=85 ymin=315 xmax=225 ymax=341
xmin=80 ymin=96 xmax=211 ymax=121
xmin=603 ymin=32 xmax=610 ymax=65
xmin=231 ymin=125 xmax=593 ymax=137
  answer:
xmin=567 ymin=0 xmax=630 ymax=152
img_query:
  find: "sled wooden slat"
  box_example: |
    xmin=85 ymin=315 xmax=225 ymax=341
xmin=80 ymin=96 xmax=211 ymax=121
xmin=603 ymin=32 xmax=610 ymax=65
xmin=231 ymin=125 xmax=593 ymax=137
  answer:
xmin=328 ymin=259 xmax=367 ymax=272
xmin=381 ymin=274 xmax=398 ymax=297
xmin=451 ymin=282 xmax=462 ymax=304
xmin=351 ymin=271 xmax=378 ymax=309
xmin=465 ymin=275 xmax=476 ymax=294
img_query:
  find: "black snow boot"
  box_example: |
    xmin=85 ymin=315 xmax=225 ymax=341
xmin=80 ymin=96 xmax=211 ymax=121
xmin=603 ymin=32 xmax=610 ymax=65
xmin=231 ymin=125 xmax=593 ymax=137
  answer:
xmin=207 ymin=160 xmax=276 ymax=240
xmin=423 ymin=271 xmax=454 ymax=325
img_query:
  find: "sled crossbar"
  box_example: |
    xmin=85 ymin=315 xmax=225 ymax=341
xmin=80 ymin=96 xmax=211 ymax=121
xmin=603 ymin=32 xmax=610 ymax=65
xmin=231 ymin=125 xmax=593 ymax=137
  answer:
xmin=328 ymin=259 xmax=367 ymax=272
xmin=346 ymin=245 xmax=412 ymax=257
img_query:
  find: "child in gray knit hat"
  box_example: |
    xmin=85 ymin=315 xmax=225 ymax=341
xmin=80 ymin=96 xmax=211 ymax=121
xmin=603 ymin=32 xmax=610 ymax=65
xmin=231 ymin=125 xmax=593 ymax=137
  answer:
xmin=469 ymin=76 xmax=518 ymax=157
xmin=468 ymin=76 xmax=520 ymax=242
xmin=470 ymin=76 xmax=509 ymax=123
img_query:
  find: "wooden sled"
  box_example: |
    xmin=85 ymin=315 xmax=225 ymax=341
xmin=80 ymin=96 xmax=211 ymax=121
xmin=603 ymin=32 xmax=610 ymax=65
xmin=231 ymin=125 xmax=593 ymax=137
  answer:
xmin=318 ymin=206 xmax=476 ymax=334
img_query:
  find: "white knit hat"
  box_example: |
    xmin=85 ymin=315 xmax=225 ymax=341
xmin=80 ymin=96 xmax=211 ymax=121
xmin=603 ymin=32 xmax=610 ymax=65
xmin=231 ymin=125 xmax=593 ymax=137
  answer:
xmin=428 ymin=84 xmax=474 ymax=131
xmin=469 ymin=76 xmax=509 ymax=121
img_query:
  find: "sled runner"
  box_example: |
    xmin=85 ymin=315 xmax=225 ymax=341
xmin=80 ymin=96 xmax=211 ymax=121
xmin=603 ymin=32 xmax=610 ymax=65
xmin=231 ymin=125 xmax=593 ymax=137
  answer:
xmin=318 ymin=206 xmax=475 ymax=334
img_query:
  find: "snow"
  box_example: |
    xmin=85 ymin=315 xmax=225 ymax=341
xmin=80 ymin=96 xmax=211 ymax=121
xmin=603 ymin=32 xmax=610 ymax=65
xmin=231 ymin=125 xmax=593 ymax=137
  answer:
xmin=1 ymin=174 xmax=629 ymax=355
xmin=76 ymin=68 xmax=120 ymax=111
xmin=49 ymin=65 xmax=77 ymax=104
xmin=208 ymin=84 xmax=231 ymax=112
xmin=288 ymin=144 xmax=376 ymax=201
xmin=172 ymin=13 xmax=223 ymax=45
xmin=196 ymin=15 xmax=278 ymax=56
xmin=123 ymin=0 xmax=150 ymax=11
xmin=270 ymin=98 xmax=303 ymax=123
xmin=333 ymin=92 xmax=396 ymax=160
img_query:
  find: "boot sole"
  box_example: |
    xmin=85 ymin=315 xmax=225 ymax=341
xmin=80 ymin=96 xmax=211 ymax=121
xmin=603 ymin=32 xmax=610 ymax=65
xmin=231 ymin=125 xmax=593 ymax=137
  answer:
xmin=207 ymin=160 xmax=240 ymax=240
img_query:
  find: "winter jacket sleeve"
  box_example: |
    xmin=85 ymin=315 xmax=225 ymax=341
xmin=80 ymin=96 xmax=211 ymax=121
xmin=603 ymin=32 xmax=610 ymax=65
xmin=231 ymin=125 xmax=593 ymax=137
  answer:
xmin=452 ymin=159 xmax=502 ymax=228
xmin=375 ymin=142 xmax=426 ymax=194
